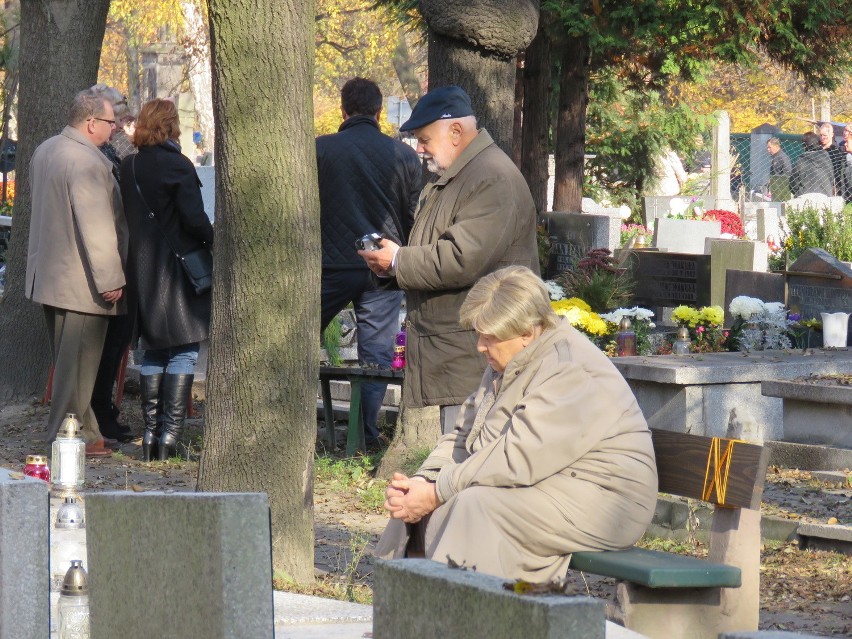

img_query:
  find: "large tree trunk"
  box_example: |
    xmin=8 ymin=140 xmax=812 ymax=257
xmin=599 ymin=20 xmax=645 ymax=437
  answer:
xmin=393 ymin=31 xmax=423 ymax=108
xmin=520 ymin=19 xmax=553 ymax=214
xmin=420 ymin=0 xmax=539 ymax=154
xmin=512 ymin=54 xmax=524 ymax=166
xmin=197 ymin=0 xmax=318 ymax=583
xmin=552 ymin=35 xmax=588 ymax=213
xmin=0 ymin=0 xmax=110 ymax=402
xmin=376 ymin=404 xmax=440 ymax=479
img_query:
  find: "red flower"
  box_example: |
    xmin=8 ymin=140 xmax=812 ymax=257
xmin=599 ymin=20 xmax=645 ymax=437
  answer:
xmin=702 ymin=209 xmax=745 ymax=238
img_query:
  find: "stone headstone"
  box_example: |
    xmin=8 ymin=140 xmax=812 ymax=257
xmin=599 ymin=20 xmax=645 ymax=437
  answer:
xmin=753 ymin=206 xmax=784 ymax=243
xmin=706 ymin=239 xmax=769 ymax=307
xmin=86 ymin=492 xmax=274 ymax=639
xmin=724 ymin=270 xmax=785 ymax=326
xmin=0 ymin=469 xmax=49 ymax=639
xmin=545 ymin=212 xmax=620 ymax=278
xmin=623 ymin=250 xmax=712 ymax=308
xmin=784 ymin=194 xmax=845 ymax=215
xmin=653 ymin=218 xmax=721 ymax=254
xmin=711 ymin=110 xmax=738 ymax=212
xmin=374 ymin=559 xmax=605 ymax=639
xmin=642 ymin=196 xmax=716 ymax=229
xmin=196 ymin=164 xmax=215 ymax=222
xmin=786 ymin=250 xmax=852 ymax=343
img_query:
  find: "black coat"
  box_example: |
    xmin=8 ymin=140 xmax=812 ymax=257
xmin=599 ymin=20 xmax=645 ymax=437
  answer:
xmin=316 ymin=115 xmax=422 ymax=269
xmin=791 ymin=149 xmax=834 ymax=197
xmin=119 ymin=142 xmax=214 ymax=350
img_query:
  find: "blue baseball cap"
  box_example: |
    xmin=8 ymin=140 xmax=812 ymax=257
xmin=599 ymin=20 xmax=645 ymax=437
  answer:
xmin=399 ymin=86 xmax=474 ymax=132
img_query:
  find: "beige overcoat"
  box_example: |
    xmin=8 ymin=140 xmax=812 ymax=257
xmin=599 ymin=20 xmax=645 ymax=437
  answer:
xmin=376 ymin=318 xmax=658 ymax=581
xmin=26 ymin=126 xmax=126 ymax=315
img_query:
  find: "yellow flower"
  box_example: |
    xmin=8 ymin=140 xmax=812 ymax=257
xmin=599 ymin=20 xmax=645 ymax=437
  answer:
xmin=671 ymin=305 xmax=699 ymax=326
xmin=699 ymin=306 xmax=724 ymax=326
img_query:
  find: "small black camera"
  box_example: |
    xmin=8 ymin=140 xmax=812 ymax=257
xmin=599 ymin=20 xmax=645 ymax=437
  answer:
xmin=355 ymin=232 xmax=384 ymax=251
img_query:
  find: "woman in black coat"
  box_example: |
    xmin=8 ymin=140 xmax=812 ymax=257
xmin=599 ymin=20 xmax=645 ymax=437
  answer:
xmin=120 ymin=99 xmax=213 ymax=461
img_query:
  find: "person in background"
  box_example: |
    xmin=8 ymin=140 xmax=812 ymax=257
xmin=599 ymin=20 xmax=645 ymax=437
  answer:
xmin=647 ymin=147 xmax=687 ymax=196
xmin=87 ymin=84 xmax=136 ymax=443
xmin=358 ymin=86 xmax=538 ymax=437
xmin=26 ymin=89 xmax=127 ymax=456
xmin=840 ymin=124 xmax=852 ymax=204
xmin=375 ymin=266 xmax=658 ymax=580
xmin=316 ymin=77 xmax=422 ymax=449
xmin=791 ymin=131 xmax=834 ymax=197
xmin=819 ymin=122 xmax=844 ymax=195
xmin=766 ymin=137 xmax=792 ymax=201
xmin=119 ymin=99 xmax=213 ymax=461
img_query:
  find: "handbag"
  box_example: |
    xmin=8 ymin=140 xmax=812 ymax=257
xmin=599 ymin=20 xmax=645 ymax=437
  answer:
xmin=132 ymin=156 xmax=213 ymax=295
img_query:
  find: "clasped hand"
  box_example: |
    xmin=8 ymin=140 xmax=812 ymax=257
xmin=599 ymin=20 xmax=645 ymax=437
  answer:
xmin=384 ymin=472 xmax=440 ymax=524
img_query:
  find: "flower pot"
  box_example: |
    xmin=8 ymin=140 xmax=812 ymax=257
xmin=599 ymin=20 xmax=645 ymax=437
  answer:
xmin=820 ymin=312 xmax=849 ymax=348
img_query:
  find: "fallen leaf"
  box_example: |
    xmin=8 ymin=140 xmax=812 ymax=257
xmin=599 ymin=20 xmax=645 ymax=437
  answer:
xmin=826 ymin=517 xmax=838 ymax=525
xmin=131 ymin=484 xmax=147 ymax=492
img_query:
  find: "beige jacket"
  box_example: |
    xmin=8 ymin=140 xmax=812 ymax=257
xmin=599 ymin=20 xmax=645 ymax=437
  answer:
xmin=419 ymin=317 xmax=658 ymax=550
xmin=26 ymin=126 xmax=127 ymax=315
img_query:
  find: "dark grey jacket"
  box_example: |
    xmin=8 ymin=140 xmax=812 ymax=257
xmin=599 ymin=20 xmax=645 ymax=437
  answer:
xmin=120 ymin=142 xmax=213 ymax=350
xmin=317 ymin=115 xmax=422 ymax=269
xmin=791 ymin=149 xmax=834 ymax=197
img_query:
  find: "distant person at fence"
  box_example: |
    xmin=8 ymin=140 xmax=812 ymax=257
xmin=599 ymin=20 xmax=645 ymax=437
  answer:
xmin=646 ymin=147 xmax=687 ymax=196
xmin=841 ymin=124 xmax=852 ymax=203
xmin=26 ymin=89 xmax=127 ymax=456
xmin=317 ymin=78 xmax=422 ymax=450
xmin=374 ymin=266 xmax=658 ymax=581
xmin=819 ymin=122 xmax=844 ymax=195
xmin=766 ymin=137 xmax=792 ymax=201
xmin=791 ymin=132 xmax=834 ymax=197
xmin=357 ymin=86 xmax=538 ymax=437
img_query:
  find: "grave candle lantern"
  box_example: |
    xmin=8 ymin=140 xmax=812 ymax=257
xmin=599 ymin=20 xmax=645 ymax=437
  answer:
xmin=51 ymin=414 xmax=85 ymax=497
xmin=616 ymin=317 xmax=637 ymax=357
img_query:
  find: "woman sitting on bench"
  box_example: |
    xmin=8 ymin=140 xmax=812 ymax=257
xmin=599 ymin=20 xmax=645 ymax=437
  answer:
xmin=375 ymin=266 xmax=659 ymax=581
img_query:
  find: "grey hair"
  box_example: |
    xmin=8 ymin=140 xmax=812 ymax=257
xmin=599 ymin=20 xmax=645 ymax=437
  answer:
xmin=459 ymin=266 xmax=558 ymax=340
xmin=767 ymin=137 xmax=781 ymax=147
xmin=68 ymin=89 xmax=109 ymax=126
xmin=90 ymin=83 xmax=130 ymax=120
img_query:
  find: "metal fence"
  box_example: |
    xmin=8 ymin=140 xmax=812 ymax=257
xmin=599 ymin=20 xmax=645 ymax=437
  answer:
xmin=730 ymin=132 xmax=848 ymax=201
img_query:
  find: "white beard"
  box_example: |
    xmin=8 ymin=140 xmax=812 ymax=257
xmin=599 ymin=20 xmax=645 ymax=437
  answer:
xmin=425 ymin=156 xmax=444 ymax=176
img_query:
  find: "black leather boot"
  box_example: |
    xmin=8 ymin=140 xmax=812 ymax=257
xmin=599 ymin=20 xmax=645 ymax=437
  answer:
xmin=158 ymin=373 xmax=194 ymax=461
xmin=140 ymin=374 xmax=163 ymax=462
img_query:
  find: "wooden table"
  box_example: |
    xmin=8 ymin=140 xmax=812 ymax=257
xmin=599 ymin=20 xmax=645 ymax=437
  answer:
xmin=319 ymin=365 xmax=404 ymax=455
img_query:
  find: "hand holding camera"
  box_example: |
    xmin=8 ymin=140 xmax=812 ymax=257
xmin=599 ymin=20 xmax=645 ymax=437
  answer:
xmin=355 ymin=232 xmax=384 ymax=252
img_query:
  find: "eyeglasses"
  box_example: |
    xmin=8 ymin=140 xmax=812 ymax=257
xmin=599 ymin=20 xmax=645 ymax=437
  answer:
xmin=91 ymin=117 xmax=116 ymax=127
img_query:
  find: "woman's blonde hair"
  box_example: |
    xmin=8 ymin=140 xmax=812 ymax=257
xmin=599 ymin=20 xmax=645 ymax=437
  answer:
xmin=133 ymin=99 xmax=181 ymax=147
xmin=459 ymin=266 xmax=558 ymax=340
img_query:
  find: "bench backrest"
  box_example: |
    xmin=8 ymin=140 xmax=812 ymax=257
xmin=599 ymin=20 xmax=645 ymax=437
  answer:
xmin=651 ymin=429 xmax=769 ymax=510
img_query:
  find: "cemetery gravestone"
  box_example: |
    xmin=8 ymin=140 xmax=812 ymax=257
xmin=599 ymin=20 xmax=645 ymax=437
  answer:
xmin=724 ymin=270 xmax=785 ymax=327
xmin=196 ymin=164 xmax=215 ymax=222
xmin=545 ymin=212 xmax=620 ymax=278
xmin=784 ymin=194 xmax=845 ymax=215
xmin=0 ymin=469 xmax=48 ymax=639
xmin=706 ymin=238 xmax=769 ymax=308
xmin=86 ymin=492 xmax=274 ymax=639
xmin=653 ymin=218 xmax=721 ymax=254
xmin=786 ymin=248 xmax=852 ymax=345
xmin=625 ymin=250 xmax=712 ymax=309
xmin=754 ymin=206 xmax=783 ymax=243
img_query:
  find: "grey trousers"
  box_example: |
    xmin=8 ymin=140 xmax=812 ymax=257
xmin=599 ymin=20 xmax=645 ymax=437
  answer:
xmin=43 ymin=306 xmax=109 ymax=443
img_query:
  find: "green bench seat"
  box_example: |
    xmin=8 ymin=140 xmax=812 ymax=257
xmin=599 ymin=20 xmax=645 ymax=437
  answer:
xmin=569 ymin=547 xmax=741 ymax=589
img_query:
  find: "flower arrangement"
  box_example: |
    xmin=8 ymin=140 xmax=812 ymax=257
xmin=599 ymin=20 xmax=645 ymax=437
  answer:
xmin=600 ymin=307 xmax=656 ymax=355
xmin=701 ymin=209 xmax=745 ymax=238
xmin=620 ymin=223 xmax=649 ymax=247
xmin=551 ymin=296 xmax=610 ymax=338
xmin=728 ymin=295 xmax=793 ymax=352
xmin=670 ymin=304 xmax=728 ymax=353
xmin=554 ymin=248 xmax=634 ymax=312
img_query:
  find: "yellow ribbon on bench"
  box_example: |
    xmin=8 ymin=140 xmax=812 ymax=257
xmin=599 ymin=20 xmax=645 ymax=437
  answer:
xmin=702 ymin=437 xmax=745 ymax=505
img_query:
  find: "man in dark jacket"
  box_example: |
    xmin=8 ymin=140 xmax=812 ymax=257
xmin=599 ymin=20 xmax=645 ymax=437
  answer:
xmin=317 ymin=77 xmax=422 ymax=448
xmin=358 ymin=86 xmax=539 ymax=435
xmin=819 ymin=122 xmax=844 ymax=195
xmin=766 ymin=137 xmax=792 ymax=201
xmin=791 ymin=132 xmax=834 ymax=197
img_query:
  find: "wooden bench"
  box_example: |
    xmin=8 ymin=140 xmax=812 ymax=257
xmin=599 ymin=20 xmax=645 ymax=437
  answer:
xmin=568 ymin=428 xmax=770 ymax=639
xmin=318 ymin=365 xmax=403 ymax=455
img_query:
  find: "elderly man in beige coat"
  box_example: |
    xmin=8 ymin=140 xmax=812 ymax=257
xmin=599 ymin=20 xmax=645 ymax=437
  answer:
xmin=26 ymin=88 xmax=127 ymax=455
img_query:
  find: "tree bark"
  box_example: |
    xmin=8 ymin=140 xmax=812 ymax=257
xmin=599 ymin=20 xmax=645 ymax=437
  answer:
xmin=376 ymin=404 xmax=440 ymax=479
xmin=392 ymin=31 xmax=423 ymax=108
xmin=0 ymin=0 xmax=110 ymax=402
xmin=197 ymin=0 xmax=318 ymax=583
xmin=420 ymin=0 xmax=539 ymax=154
xmin=553 ymin=35 xmax=589 ymax=213
xmin=512 ymin=53 xmax=524 ymax=166
xmin=520 ymin=20 xmax=553 ymax=214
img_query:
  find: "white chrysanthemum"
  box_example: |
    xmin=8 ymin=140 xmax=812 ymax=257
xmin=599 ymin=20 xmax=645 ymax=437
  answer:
xmin=544 ymin=280 xmax=566 ymax=301
xmin=600 ymin=309 xmax=627 ymax=324
xmin=729 ymin=295 xmax=765 ymax=320
xmin=630 ymin=307 xmax=655 ymax=321
xmin=763 ymin=302 xmax=786 ymax=316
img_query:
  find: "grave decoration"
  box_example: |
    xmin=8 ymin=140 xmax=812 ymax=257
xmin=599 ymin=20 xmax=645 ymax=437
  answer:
xmin=670 ymin=304 xmax=728 ymax=353
xmin=728 ymin=295 xmax=794 ymax=352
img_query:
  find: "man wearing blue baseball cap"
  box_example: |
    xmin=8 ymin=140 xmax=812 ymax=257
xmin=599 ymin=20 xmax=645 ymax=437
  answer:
xmin=358 ymin=85 xmax=538 ymax=435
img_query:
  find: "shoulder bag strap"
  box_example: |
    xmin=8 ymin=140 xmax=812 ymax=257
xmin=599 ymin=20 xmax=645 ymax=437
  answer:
xmin=132 ymin=154 xmax=182 ymax=258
